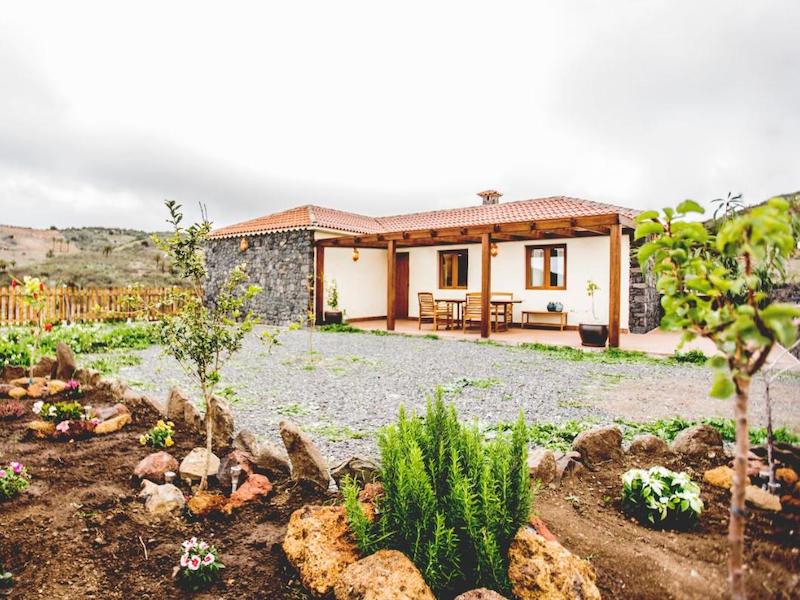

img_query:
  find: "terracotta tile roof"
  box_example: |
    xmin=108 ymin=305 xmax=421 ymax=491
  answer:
xmin=209 ymin=196 xmax=637 ymax=238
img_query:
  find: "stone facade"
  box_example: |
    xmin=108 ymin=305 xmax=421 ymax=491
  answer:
xmin=204 ymin=230 xmax=314 ymax=325
xmin=627 ymin=237 xmax=661 ymax=333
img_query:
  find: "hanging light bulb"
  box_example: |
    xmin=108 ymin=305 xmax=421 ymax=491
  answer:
xmin=352 ymin=247 xmax=360 ymax=262
xmin=490 ymin=242 xmax=499 ymax=257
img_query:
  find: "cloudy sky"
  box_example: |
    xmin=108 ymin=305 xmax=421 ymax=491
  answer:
xmin=1 ymin=1 xmax=798 ymax=231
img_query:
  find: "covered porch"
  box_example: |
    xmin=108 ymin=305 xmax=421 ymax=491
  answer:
xmin=314 ymin=211 xmax=636 ymax=347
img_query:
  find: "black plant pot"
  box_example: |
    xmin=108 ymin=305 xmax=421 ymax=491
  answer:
xmin=578 ymin=323 xmax=609 ymax=347
xmin=324 ymin=310 xmax=343 ymax=325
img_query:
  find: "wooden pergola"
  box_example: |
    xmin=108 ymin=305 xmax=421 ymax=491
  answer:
xmin=314 ymin=212 xmax=636 ymax=346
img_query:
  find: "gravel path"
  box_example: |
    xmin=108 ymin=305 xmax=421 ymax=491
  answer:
xmin=95 ymin=327 xmax=800 ymax=464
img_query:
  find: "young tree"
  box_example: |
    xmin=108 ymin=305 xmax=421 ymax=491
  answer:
xmin=11 ymin=276 xmax=48 ymax=382
xmin=635 ymin=197 xmax=800 ymax=599
xmin=154 ymin=201 xmax=262 ymax=491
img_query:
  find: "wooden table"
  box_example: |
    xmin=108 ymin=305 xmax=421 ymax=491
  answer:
xmin=522 ymin=310 xmax=567 ymax=331
xmin=491 ymin=299 xmax=522 ymax=332
xmin=435 ymin=298 xmax=465 ymax=327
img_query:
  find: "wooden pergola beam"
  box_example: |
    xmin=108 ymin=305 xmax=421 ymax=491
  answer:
xmin=386 ymin=240 xmax=396 ymax=331
xmin=608 ymin=223 xmax=622 ymax=347
xmin=481 ymin=233 xmax=491 ymax=338
xmin=314 ymin=213 xmax=628 ymax=248
xmin=314 ymin=246 xmax=325 ymax=325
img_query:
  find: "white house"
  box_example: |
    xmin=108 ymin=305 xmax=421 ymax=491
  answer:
xmin=206 ymin=191 xmax=660 ymax=347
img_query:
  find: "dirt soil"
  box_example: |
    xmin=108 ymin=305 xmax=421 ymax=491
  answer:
xmin=0 ymin=388 xmax=319 ymax=600
xmin=3 ymin=388 xmax=799 ymax=599
xmin=538 ymin=453 xmax=800 ymax=600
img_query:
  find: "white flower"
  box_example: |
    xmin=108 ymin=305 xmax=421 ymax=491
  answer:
xmin=32 ymin=401 xmax=43 ymax=415
xmin=48 ymin=406 xmax=57 ymax=416
xmin=202 ymin=553 xmax=215 ymax=566
xmin=188 ymin=555 xmax=201 ymax=571
xmin=198 ymin=541 xmax=208 ymax=551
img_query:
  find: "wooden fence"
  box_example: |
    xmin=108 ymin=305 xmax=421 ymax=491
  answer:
xmin=0 ymin=286 xmax=192 ymax=325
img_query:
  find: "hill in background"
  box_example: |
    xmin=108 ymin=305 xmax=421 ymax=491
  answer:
xmin=0 ymin=225 xmax=183 ymax=287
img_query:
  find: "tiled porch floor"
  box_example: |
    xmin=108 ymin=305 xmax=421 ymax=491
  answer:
xmin=354 ymin=318 xmax=800 ymax=368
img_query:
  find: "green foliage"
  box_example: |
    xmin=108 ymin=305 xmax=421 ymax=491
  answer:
xmin=344 ymin=391 xmax=532 ymax=595
xmin=635 ymin=196 xmax=800 ymax=396
xmin=621 ymin=466 xmax=703 ymax=527
xmin=32 ymin=400 xmax=87 ymax=423
xmin=0 ymin=462 xmax=31 ymax=500
xmin=318 ymin=323 xmax=363 ymax=333
xmin=0 ymin=321 xmax=160 ymax=367
xmin=671 ymin=349 xmax=708 ymax=364
xmin=441 ymin=376 xmax=500 ymax=395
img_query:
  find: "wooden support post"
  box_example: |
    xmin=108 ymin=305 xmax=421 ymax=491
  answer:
xmin=481 ymin=233 xmax=491 ymax=338
xmin=608 ymin=223 xmax=622 ymax=348
xmin=314 ymin=245 xmax=325 ymax=326
xmin=387 ymin=240 xmax=396 ymax=331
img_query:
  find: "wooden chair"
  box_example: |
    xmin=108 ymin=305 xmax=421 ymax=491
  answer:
xmin=417 ymin=292 xmax=452 ymax=330
xmin=491 ymin=292 xmax=514 ymax=329
xmin=462 ymin=292 xmax=483 ymax=332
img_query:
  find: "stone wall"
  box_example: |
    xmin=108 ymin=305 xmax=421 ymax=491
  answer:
xmin=627 ymin=237 xmax=661 ymax=333
xmin=204 ymin=230 xmax=314 ymax=325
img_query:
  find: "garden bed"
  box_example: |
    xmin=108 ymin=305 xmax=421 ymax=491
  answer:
xmin=537 ymin=452 xmax=799 ymax=600
xmin=0 ymin=385 xmax=319 ymax=599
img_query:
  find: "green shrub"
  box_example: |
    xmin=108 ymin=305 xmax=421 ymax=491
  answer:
xmin=318 ymin=323 xmax=363 ymax=333
xmin=670 ymin=349 xmax=708 ymax=364
xmin=343 ymin=391 xmax=532 ymax=596
xmin=621 ymin=466 xmax=703 ymax=528
xmin=0 ymin=321 xmax=160 ymax=367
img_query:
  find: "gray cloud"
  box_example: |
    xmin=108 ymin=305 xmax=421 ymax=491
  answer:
xmin=0 ymin=1 xmax=798 ymax=231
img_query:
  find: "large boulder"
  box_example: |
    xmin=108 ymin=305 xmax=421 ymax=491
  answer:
xmin=334 ymin=549 xmax=436 ymax=600
xmin=671 ymin=424 xmax=723 ymax=457
xmin=138 ymin=480 xmax=185 ymax=515
xmin=134 ymin=451 xmax=179 ymax=484
xmin=331 ymin=456 xmax=381 ymax=489
xmin=528 ymin=448 xmax=557 ymax=485
xmin=571 ymin=426 xmax=623 ymax=466
xmin=234 ymin=429 xmax=291 ymax=477
xmin=223 ymin=473 xmax=273 ymax=513
xmin=555 ymin=451 xmax=584 ymax=484
xmin=280 ymin=420 xmax=331 ymax=490
xmin=27 ymin=420 xmax=56 ymax=439
xmin=283 ymin=505 xmax=360 ymax=596
xmin=206 ymin=395 xmax=234 ymax=448
xmin=187 ymin=491 xmax=228 ymax=517
xmin=94 ymin=403 xmax=130 ymax=422
xmin=55 ymin=342 xmax=77 ymax=380
xmin=454 ymin=590 xmax=508 ymax=600
xmin=32 ymin=356 xmax=56 ymax=378
xmin=179 ymin=447 xmax=220 ymax=481
xmin=745 ymin=485 xmax=782 ymax=512
xmin=217 ymin=450 xmax=255 ymax=491
xmin=9 ymin=387 xmax=27 ymax=400
xmin=166 ymin=388 xmax=203 ymax=433
xmin=47 ymin=379 xmax=68 ymax=396
xmin=93 ymin=412 xmax=131 ymax=434
xmin=508 ymin=526 xmax=600 ymax=600
xmin=0 ymin=383 xmax=13 ymax=397
xmin=703 ymin=466 xmax=734 ymax=490
xmin=628 ymin=434 xmax=670 ymax=456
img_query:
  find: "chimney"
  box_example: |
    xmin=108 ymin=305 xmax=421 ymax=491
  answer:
xmin=477 ymin=189 xmax=502 ymax=205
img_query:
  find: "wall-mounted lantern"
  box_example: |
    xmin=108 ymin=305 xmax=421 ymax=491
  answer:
xmin=490 ymin=242 xmax=499 ymax=258
xmin=239 ymin=237 xmax=249 ymax=252
xmin=352 ymin=247 xmax=360 ymax=262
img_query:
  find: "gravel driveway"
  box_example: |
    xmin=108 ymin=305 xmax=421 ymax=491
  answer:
xmin=101 ymin=327 xmax=800 ymax=463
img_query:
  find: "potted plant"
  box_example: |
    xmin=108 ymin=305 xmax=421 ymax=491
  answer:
xmin=578 ymin=279 xmax=608 ymax=347
xmin=324 ymin=279 xmax=343 ymax=325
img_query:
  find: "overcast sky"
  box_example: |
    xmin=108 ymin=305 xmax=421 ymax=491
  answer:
xmin=1 ymin=1 xmax=798 ymax=231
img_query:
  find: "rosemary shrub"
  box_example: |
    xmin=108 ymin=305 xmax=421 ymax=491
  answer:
xmin=343 ymin=390 xmax=531 ymax=596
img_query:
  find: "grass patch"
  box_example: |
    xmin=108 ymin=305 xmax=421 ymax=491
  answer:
xmin=514 ymin=341 xmax=708 ymax=366
xmin=276 ymin=402 xmax=312 ymax=417
xmin=306 ymin=422 xmax=367 ymax=441
xmin=441 ymin=376 xmax=501 ymax=395
xmin=85 ymin=352 xmax=143 ymax=375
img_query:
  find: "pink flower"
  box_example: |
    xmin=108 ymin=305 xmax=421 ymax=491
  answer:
xmin=90 ymin=418 xmax=100 ymax=426
xmin=56 ymin=420 xmax=70 ymax=433
xmin=0 ymin=470 xmax=6 ymax=479
xmin=202 ymin=553 xmax=215 ymax=566
xmin=10 ymin=462 xmax=22 ymax=474
xmin=180 ymin=553 xmax=189 ymax=567
xmin=188 ymin=555 xmax=201 ymax=571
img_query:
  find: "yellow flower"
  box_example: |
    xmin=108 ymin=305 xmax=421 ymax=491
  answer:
xmin=167 ymin=421 xmax=175 ymax=428
xmin=139 ymin=435 xmax=147 ymax=445
xmin=156 ymin=420 xmax=166 ymax=428
xmin=165 ymin=437 xmax=174 ymax=447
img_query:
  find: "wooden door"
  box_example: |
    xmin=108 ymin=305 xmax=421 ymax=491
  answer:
xmin=395 ymin=253 xmax=409 ymax=318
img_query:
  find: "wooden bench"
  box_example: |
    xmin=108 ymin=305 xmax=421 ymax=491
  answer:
xmin=521 ymin=310 xmax=567 ymax=331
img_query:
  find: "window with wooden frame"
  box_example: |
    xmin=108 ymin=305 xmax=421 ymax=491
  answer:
xmin=438 ymin=249 xmax=468 ymax=289
xmin=526 ymin=244 xmax=567 ymax=290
